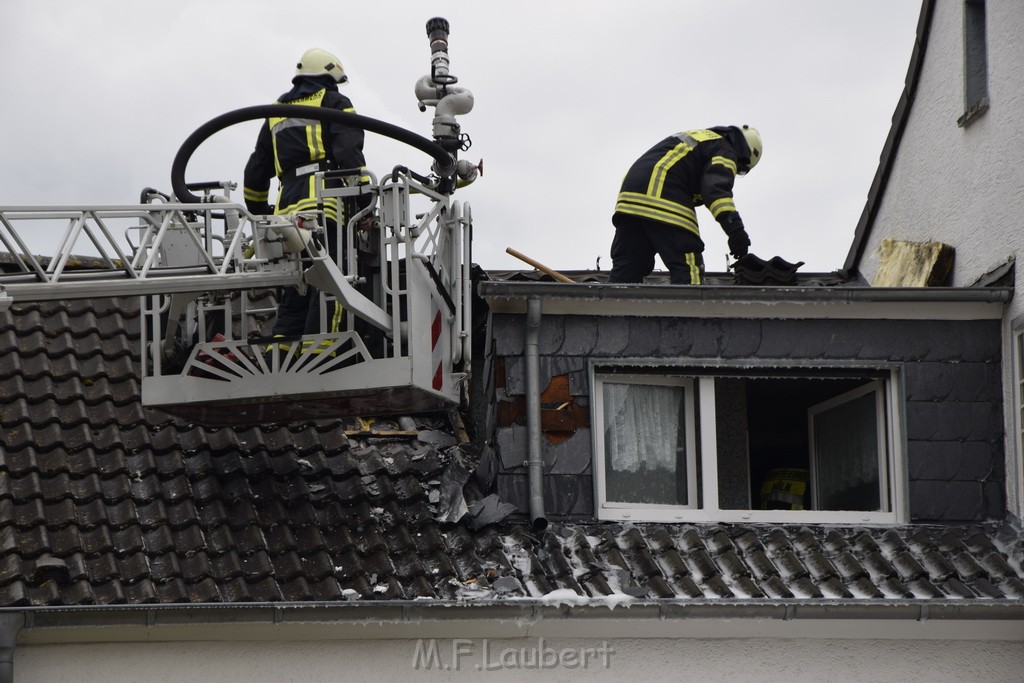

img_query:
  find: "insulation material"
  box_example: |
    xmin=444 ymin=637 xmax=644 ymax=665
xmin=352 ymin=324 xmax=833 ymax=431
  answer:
xmin=872 ymin=239 xmax=954 ymax=287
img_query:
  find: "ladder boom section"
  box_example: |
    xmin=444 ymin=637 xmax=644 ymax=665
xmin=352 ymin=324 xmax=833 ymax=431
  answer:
xmin=0 ymin=202 xmax=305 ymax=305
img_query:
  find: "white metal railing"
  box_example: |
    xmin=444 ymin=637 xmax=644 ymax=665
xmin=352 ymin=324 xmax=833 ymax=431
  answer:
xmin=0 ymin=168 xmax=472 ymax=419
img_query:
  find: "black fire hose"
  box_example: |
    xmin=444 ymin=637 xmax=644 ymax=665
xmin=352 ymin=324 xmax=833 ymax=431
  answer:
xmin=170 ymin=105 xmax=455 ymax=204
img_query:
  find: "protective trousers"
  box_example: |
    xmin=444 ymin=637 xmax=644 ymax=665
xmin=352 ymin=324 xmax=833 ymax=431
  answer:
xmin=272 ymin=216 xmax=343 ymax=337
xmin=608 ymin=215 xmax=705 ymax=285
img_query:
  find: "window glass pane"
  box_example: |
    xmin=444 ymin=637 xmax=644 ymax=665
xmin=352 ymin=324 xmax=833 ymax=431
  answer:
xmin=811 ymin=389 xmax=882 ymax=511
xmin=602 ymin=382 xmax=688 ymax=505
xmin=965 ymin=0 xmax=988 ymax=107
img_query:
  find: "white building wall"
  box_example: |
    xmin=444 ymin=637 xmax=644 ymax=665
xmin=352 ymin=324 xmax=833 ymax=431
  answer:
xmin=857 ymin=1 xmax=1024 ymax=519
xmin=13 ymin=637 xmax=1024 ymax=682
xmin=859 ymin=1 xmax=1024 ymax=294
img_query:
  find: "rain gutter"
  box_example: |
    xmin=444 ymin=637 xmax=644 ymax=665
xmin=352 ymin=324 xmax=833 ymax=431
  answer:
xmin=5 ymin=600 xmax=1024 ymax=642
xmin=478 ymin=281 xmax=1010 ymax=319
xmin=478 ymin=281 xmax=1012 ymax=305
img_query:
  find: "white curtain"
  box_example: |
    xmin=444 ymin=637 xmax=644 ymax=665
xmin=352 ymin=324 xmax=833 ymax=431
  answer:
xmin=603 ymin=382 xmax=684 ymax=472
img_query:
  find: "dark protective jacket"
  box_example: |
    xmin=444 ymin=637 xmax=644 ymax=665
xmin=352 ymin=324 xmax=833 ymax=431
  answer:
xmin=613 ymin=126 xmax=750 ymax=247
xmin=243 ymin=76 xmax=366 ymax=222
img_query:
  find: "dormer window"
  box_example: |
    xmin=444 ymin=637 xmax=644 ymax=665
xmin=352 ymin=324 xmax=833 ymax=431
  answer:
xmin=592 ymin=363 xmax=906 ymax=525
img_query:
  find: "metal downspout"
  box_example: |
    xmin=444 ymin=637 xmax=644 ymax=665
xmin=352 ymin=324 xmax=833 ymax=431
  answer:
xmin=0 ymin=612 xmax=23 ymax=683
xmin=525 ymin=296 xmax=547 ymax=530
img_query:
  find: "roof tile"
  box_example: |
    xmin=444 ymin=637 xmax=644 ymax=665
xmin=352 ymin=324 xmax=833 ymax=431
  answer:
xmin=105 ymin=499 xmax=138 ymax=532
xmin=308 ymin=576 xmax=344 ymax=601
xmin=86 ymin=554 xmax=119 ymax=584
xmin=209 ymin=548 xmax=243 ymax=581
xmin=219 ymin=577 xmax=253 ymax=602
xmin=155 ymin=578 xmax=190 ymax=603
xmin=230 ymin=525 xmax=266 ymax=556
xmin=80 ymin=526 xmax=114 ymax=556
xmin=13 ymin=499 xmax=46 ymax=528
xmin=119 ymin=551 xmax=152 ymax=584
xmin=134 ymin=499 xmax=167 ymax=532
xmin=171 ymin=525 xmax=206 ymax=555
xmin=939 ymin=576 xmax=977 ymax=598
xmin=148 ymin=554 xmax=182 ymax=582
xmin=62 ymin=580 xmax=97 ymax=605
xmin=142 ymin=525 xmax=175 ymax=555
xmin=0 ymin=582 xmax=28 ymax=606
xmin=246 ymin=576 xmax=283 ymax=602
xmin=113 ymin=526 xmax=145 ymax=556
xmin=124 ymin=579 xmax=160 ymax=604
xmin=848 ymin=576 xmax=885 ymax=598
xmin=978 ymin=550 xmax=1016 ymax=579
xmin=187 ymin=577 xmax=222 ymax=603
xmin=684 ymin=548 xmax=720 ymax=583
xmin=789 ymin=576 xmax=823 ymax=599
xmin=0 ymin=554 xmax=23 ymax=585
xmin=760 ymin=575 xmax=794 ymax=599
xmin=3 ymin=298 xmax=1024 ymax=609
xmin=878 ymin=576 xmax=913 ymax=598
xmin=996 ymin=576 xmax=1024 ymax=599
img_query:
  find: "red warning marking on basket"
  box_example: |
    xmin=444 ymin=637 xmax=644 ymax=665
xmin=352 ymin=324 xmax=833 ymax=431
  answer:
xmin=431 ymin=300 xmax=443 ymax=390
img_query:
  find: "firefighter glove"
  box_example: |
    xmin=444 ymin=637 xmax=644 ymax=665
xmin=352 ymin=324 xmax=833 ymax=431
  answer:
xmin=728 ymin=229 xmax=751 ymax=258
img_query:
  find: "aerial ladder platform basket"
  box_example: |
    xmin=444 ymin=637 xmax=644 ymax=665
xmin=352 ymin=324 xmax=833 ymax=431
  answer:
xmin=0 ymin=17 xmax=478 ymax=426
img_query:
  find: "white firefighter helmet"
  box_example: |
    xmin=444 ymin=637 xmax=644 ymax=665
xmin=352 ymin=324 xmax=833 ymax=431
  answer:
xmin=741 ymin=125 xmax=762 ymax=173
xmin=295 ymin=48 xmax=347 ymax=83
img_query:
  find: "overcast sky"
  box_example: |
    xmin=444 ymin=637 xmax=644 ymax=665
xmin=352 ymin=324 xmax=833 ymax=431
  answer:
xmin=1 ymin=0 xmax=922 ymax=274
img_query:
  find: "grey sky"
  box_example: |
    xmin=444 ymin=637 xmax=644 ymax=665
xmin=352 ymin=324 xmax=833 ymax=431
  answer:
xmin=1 ymin=0 xmax=922 ymax=274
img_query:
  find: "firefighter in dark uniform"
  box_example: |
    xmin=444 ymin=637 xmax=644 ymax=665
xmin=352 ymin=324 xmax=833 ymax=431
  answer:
xmin=608 ymin=125 xmax=762 ymax=285
xmin=243 ymin=47 xmax=369 ymax=337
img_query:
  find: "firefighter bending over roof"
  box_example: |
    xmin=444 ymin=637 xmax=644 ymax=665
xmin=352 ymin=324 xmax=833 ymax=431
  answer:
xmin=243 ymin=48 xmax=371 ymax=338
xmin=608 ymin=125 xmax=762 ymax=285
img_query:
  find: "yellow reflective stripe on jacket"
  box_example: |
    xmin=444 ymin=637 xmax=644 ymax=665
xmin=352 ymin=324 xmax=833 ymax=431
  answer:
xmin=244 ymin=187 xmax=269 ymax=202
xmin=277 ymin=175 xmax=339 ymax=220
xmin=307 ymin=123 xmax=322 ymax=160
xmin=617 ymin=191 xmax=698 ymax=222
xmin=708 ymin=197 xmax=736 ymax=217
xmin=711 ymin=155 xmax=737 ymax=175
xmin=278 ymin=197 xmax=339 ymax=221
xmin=610 ymin=193 xmax=700 ymax=233
xmin=647 ymin=142 xmax=692 ymax=197
xmin=269 ymin=89 xmax=329 ymax=176
xmin=619 ymin=129 xmax=726 ymax=236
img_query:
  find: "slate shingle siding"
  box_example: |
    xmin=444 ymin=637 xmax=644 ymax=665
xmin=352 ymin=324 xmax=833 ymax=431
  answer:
xmin=491 ymin=314 xmax=1004 ymax=522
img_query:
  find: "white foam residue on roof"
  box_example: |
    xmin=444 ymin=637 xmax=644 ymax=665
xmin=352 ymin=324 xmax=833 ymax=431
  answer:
xmin=539 ymin=587 xmax=635 ymax=610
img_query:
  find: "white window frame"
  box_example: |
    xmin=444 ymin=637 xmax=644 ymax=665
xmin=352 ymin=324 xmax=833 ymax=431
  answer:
xmin=593 ymin=374 xmax=698 ymax=519
xmin=1011 ymin=323 xmax=1024 ymax=520
xmin=807 ymin=379 xmax=890 ymax=513
xmin=591 ymin=361 xmax=907 ymax=525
